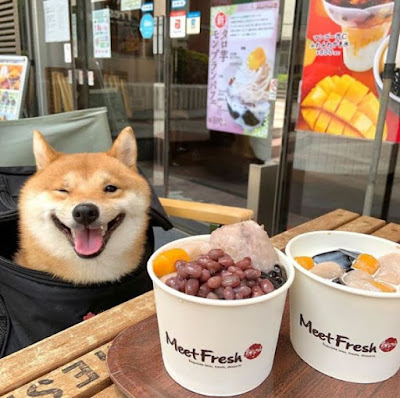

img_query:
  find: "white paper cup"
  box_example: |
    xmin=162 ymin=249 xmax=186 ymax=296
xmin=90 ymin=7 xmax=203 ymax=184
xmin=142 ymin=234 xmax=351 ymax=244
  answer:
xmin=286 ymin=231 xmax=400 ymax=383
xmin=147 ymin=235 xmax=294 ymax=396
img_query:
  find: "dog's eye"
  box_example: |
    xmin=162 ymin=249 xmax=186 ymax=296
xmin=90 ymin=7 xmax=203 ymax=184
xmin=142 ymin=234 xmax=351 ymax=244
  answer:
xmin=104 ymin=185 xmax=118 ymax=193
xmin=56 ymin=189 xmax=69 ymax=194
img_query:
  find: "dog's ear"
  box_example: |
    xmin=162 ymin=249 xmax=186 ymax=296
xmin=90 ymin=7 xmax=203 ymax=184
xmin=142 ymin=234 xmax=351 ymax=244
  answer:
xmin=33 ymin=130 xmax=59 ymax=170
xmin=108 ymin=127 xmax=138 ymax=171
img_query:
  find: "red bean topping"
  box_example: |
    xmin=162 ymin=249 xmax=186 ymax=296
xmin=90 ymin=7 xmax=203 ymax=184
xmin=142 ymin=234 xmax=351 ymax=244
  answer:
xmin=260 ymin=279 xmax=275 ymax=294
xmin=176 ymin=264 xmax=189 ymax=278
xmin=221 ymin=274 xmax=241 ymax=288
xmin=244 ymin=269 xmax=261 ymax=280
xmin=252 ymin=286 xmax=264 ymax=297
xmin=165 ymin=277 xmax=180 ymax=291
xmin=246 ymin=280 xmax=257 ymax=288
xmin=175 ymin=276 xmax=185 ymax=291
xmin=218 ymin=255 xmax=234 ymax=268
xmin=207 ymin=275 xmax=222 ymax=289
xmin=161 ymin=248 xmax=285 ymax=300
xmin=206 ymin=260 xmax=222 ymax=274
xmin=198 ymin=283 xmax=211 ymax=298
xmin=185 ymin=262 xmax=202 ymax=279
xmin=223 ymin=286 xmax=235 ymax=300
xmin=234 ymin=285 xmax=252 ymax=298
xmin=200 ymin=268 xmax=211 ymax=283
xmin=197 ymin=256 xmax=211 ymax=267
xmin=185 ymin=279 xmax=200 ymax=296
xmin=208 ymin=249 xmax=225 ymax=261
xmin=236 ymin=257 xmax=252 ymax=270
xmin=206 ymin=292 xmax=219 ymax=300
xmin=214 ymin=287 xmax=225 ymax=299
xmin=228 ymin=266 xmax=245 ymax=280
xmin=175 ymin=259 xmax=187 ymax=269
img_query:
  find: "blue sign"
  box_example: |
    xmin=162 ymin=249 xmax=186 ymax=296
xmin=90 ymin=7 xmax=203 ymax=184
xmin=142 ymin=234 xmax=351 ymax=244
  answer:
xmin=140 ymin=13 xmax=154 ymax=39
xmin=187 ymin=11 xmax=200 ymax=35
xmin=171 ymin=0 xmax=186 ymax=9
xmin=141 ymin=2 xmax=153 ymax=12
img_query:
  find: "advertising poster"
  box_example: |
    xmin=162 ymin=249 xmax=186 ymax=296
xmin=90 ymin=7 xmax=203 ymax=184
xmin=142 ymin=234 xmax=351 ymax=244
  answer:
xmin=0 ymin=56 xmax=29 ymax=121
xmin=206 ymin=1 xmax=280 ymax=138
xmin=297 ymin=0 xmax=400 ymax=142
xmin=93 ymin=9 xmax=111 ymax=58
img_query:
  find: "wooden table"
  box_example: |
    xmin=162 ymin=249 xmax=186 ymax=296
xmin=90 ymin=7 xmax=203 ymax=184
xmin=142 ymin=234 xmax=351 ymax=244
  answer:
xmin=1 ymin=209 xmax=400 ymax=398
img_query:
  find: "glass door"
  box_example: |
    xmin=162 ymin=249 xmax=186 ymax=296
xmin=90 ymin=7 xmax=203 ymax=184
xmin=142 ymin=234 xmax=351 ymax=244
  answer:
xmin=163 ymin=0 xmax=289 ymax=234
xmin=79 ymin=0 xmax=160 ymax=182
xmin=30 ymin=0 xmax=165 ymax=186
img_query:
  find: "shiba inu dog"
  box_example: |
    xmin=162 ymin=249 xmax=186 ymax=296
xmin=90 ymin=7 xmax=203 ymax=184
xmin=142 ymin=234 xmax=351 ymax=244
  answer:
xmin=15 ymin=127 xmax=151 ymax=284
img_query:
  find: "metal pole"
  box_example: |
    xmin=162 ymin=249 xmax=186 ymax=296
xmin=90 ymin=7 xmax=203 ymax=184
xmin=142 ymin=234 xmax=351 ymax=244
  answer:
xmin=363 ymin=0 xmax=400 ymax=216
xmin=163 ymin=0 xmax=171 ymax=198
xmin=272 ymin=0 xmax=303 ymax=235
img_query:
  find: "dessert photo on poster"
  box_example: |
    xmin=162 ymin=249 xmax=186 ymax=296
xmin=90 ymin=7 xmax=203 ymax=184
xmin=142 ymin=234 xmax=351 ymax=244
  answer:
xmin=297 ymin=0 xmax=400 ymax=142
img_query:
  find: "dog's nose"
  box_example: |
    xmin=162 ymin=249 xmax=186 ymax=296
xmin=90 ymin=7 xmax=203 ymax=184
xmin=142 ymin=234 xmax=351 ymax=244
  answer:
xmin=73 ymin=203 xmax=99 ymax=226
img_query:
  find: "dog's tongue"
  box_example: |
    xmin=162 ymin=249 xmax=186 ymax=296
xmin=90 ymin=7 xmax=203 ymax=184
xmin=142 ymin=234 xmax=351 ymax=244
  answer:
xmin=74 ymin=228 xmax=103 ymax=256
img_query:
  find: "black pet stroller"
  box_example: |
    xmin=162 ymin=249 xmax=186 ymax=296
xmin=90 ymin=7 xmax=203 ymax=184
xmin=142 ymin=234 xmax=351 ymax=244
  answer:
xmin=0 ymin=108 xmax=172 ymax=357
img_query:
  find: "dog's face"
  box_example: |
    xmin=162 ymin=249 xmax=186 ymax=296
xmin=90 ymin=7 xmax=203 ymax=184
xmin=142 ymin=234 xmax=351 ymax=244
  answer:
xmin=17 ymin=127 xmax=151 ymax=284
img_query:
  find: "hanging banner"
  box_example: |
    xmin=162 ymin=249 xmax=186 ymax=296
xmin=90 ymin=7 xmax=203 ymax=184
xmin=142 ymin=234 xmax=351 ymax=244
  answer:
xmin=297 ymin=0 xmax=400 ymax=142
xmin=92 ymin=9 xmax=111 ymax=58
xmin=206 ymin=1 xmax=280 ymax=138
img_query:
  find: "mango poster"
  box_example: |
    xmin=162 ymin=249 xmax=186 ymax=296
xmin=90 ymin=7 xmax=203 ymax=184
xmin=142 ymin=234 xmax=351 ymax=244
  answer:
xmin=206 ymin=1 xmax=280 ymax=138
xmin=297 ymin=0 xmax=400 ymax=142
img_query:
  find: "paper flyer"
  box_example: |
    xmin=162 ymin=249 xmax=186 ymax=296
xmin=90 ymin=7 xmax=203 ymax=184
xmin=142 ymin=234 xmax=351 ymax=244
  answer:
xmin=121 ymin=0 xmax=142 ymax=11
xmin=43 ymin=0 xmax=71 ymax=43
xmin=297 ymin=0 xmax=400 ymax=142
xmin=93 ymin=9 xmax=112 ymax=58
xmin=206 ymin=1 xmax=280 ymax=138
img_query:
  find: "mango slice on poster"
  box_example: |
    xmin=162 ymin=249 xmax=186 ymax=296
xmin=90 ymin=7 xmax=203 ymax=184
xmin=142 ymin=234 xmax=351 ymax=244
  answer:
xmin=303 ymin=39 xmax=317 ymax=67
xmin=301 ymin=74 xmax=387 ymax=139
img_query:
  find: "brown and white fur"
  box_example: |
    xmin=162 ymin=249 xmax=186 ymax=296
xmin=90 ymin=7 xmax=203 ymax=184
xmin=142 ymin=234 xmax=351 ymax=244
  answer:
xmin=15 ymin=127 xmax=151 ymax=284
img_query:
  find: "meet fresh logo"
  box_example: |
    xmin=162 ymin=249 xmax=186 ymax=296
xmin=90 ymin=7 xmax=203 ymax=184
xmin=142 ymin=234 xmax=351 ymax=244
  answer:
xmin=166 ymin=332 xmax=263 ymax=365
xmin=299 ymin=313 xmax=390 ymax=354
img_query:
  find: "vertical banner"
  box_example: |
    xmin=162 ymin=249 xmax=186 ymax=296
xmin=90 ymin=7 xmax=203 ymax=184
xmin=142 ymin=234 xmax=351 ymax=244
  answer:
xmin=206 ymin=1 xmax=280 ymax=138
xmin=297 ymin=0 xmax=400 ymax=142
xmin=93 ymin=9 xmax=111 ymax=58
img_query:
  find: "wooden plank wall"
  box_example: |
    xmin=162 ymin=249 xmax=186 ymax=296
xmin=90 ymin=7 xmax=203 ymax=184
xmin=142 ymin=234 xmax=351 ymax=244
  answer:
xmin=0 ymin=0 xmax=20 ymax=55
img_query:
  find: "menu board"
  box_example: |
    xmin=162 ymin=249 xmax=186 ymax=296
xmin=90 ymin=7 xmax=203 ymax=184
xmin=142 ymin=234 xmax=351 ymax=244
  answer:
xmin=0 ymin=56 xmax=29 ymax=121
xmin=297 ymin=0 xmax=400 ymax=142
xmin=206 ymin=1 xmax=280 ymax=138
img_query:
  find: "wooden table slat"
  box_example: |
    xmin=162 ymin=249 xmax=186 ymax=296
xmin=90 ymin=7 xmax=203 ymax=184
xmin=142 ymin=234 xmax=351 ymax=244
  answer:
xmin=0 ymin=291 xmax=155 ymax=396
xmin=271 ymin=209 xmax=360 ymax=250
xmin=372 ymin=223 xmax=400 ymax=242
xmin=335 ymin=215 xmax=386 ymax=234
xmin=91 ymin=384 xmax=125 ymax=398
xmin=3 ymin=344 xmax=112 ymax=398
